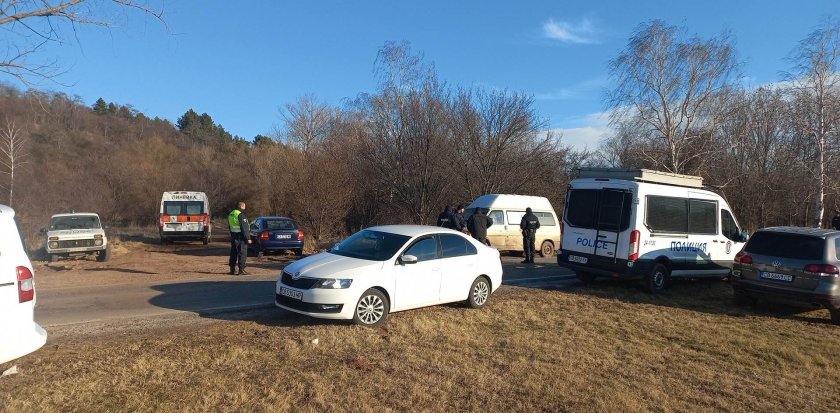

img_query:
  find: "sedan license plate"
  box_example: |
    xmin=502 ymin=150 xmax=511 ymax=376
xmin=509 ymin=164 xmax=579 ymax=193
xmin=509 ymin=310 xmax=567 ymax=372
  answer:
xmin=280 ymin=287 xmax=302 ymax=300
xmin=568 ymin=255 xmax=588 ymax=264
xmin=276 ymin=234 xmax=292 ymax=240
xmin=760 ymin=272 xmax=794 ymax=282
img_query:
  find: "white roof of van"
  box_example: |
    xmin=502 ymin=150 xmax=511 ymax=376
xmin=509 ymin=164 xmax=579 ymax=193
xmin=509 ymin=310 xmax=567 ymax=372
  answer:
xmin=467 ymin=194 xmax=554 ymax=211
xmin=50 ymin=212 xmax=100 ymax=218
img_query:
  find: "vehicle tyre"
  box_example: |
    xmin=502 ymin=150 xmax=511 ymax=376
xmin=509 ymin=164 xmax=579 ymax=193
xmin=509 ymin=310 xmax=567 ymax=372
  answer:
xmin=733 ymin=289 xmax=756 ymax=307
xmin=539 ymin=240 xmax=555 ymax=258
xmin=96 ymin=248 xmax=111 ymax=262
xmin=467 ymin=276 xmax=491 ymax=309
xmin=576 ymin=272 xmax=596 ymax=284
xmin=256 ymin=249 xmax=264 ymax=258
xmin=353 ymin=289 xmax=389 ymax=327
xmin=48 ymin=253 xmax=60 ymax=263
xmin=295 ymin=248 xmax=303 ymax=257
xmin=644 ymin=263 xmax=669 ymax=294
xmin=829 ymin=308 xmax=840 ymax=325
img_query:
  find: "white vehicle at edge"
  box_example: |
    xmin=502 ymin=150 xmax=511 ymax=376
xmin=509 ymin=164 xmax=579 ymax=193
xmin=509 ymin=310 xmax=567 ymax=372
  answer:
xmin=558 ymin=168 xmax=746 ymax=293
xmin=1 ymin=204 xmax=47 ymax=364
xmin=45 ymin=212 xmax=109 ymax=262
xmin=275 ymin=225 xmax=503 ymax=326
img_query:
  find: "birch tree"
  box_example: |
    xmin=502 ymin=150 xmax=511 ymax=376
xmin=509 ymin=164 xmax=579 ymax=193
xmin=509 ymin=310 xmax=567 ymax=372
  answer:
xmin=0 ymin=119 xmax=27 ymax=206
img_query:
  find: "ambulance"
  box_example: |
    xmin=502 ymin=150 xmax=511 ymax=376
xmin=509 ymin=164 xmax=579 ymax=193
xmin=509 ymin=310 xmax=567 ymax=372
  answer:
xmin=557 ymin=168 xmax=746 ymax=293
xmin=159 ymin=191 xmax=211 ymax=244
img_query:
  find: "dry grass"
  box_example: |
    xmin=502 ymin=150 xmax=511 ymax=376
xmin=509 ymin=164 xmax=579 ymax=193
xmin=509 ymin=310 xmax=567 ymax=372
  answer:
xmin=1 ymin=281 xmax=838 ymax=413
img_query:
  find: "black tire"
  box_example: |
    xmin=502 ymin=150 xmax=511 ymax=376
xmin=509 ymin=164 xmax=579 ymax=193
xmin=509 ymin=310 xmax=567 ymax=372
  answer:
xmin=256 ymin=249 xmax=264 ymax=258
xmin=467 ymin=276 xmax=491 ymax=309
xmin=733 ymin=289 xmax=755 ymax=307
xmin=576 ymin=272 xmax=596 ymax=284
xmin=49 ymin=253 xmax=60 ymax=263
xmin=294 ymin=248 xmax=303 ymax=257
xmin=539 ymin=240 xmax=555 ymax=258
xmin=829 ymin=308 xmax=840 ymax=325
xmin=353 ymin=289 xmax=389 ymax=326
xmin=644 ymin=263 xmax=669 ymax=294
xmin=96 ymin=248 xmax=111 ymax=262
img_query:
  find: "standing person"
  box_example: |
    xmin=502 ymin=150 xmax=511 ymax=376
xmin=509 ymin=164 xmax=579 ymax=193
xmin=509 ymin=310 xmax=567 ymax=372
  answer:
xmin=832 ymin=210 xmax=840 ymax=230
xmin=519 ymin=207 xmax=541 ymax=264
xmin=455 ymin=204 xmax=468 ymax=233
xmin=437 ymin=205 xmax=457 ymax=230
xmin=228 ymin=201 xmax=252 ymax=275
xmin=467 ymin=207 xmax=493 ymax=246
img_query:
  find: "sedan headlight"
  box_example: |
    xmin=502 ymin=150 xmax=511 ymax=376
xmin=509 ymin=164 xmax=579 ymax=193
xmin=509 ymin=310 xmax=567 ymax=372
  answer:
xmin=314 ymin=278 xmax=353 ymax=289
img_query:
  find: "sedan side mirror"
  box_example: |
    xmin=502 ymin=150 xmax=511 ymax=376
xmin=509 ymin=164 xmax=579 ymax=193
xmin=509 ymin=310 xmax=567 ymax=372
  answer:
xmin=399 ymin=254 xmax=418 ymax=265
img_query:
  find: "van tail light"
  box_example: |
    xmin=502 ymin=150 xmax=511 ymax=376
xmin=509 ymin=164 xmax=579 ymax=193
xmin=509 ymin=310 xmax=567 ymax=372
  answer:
xmin=298 ymin=230 xmax=305 ymax=240
xmin=202 ymin=213 xmax=210 ymax=226
xmin=559 ymin=222 xmax=564 ymax=250
xmin=159 ymin=213 xmax=165 ymax=228
xmin=804 ymin=264 xmax=839 ymax=275
xmin=734 ymin=250 xmax=752 ymax=264
xmin=260 ymin=231 xmax=269 ymax=241
xmin=17 ymin=266 xmax=34 ymax=303
xmin=628 ymin=230 xmax=640 ymax=262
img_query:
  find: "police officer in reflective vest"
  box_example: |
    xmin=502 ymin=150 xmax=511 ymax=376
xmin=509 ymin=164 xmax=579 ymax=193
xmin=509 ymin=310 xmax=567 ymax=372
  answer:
xmin=228 ymin=201 xmax=251 ymax=275
xmin=520 ymin=207 xmax=541 ymax=264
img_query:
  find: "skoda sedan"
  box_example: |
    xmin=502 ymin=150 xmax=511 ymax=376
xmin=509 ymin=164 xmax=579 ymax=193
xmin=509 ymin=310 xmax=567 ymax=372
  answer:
xmin=275 ymin=225 xmax=503 ymax=326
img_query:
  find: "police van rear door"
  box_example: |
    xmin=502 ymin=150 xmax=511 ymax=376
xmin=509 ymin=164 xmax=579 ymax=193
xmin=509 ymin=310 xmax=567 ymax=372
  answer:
xmin=563 ymin=186 xmax=632 ymax=261
xmin=592 ymin=189 xmax=633 ymax=261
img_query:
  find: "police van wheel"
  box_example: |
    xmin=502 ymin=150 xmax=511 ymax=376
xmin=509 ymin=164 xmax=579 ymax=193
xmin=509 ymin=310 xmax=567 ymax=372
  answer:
xmin=539 ymin=241 xmax=555 ymax=258
xmin=644 ymin=264 xmax=669 ymax=294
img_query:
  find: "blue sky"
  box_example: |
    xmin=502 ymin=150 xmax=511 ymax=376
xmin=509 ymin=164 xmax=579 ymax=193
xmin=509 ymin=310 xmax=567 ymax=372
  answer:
xmin=8 ymin=0 xmax=838 ymax=149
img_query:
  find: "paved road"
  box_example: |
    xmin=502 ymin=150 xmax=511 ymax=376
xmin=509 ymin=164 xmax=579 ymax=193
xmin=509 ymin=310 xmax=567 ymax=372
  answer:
xmin=35 ymin=255 xmax=577 ymax=327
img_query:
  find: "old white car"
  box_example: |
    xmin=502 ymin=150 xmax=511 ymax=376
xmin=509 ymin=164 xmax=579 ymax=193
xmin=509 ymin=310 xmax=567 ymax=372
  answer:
xmin=45 ymin=212 xmax=109 ymax=262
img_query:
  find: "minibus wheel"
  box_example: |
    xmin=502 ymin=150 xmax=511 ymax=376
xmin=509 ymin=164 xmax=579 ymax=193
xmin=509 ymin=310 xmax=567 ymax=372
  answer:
xmin=644 ymin=263 xmax=669 ymax=294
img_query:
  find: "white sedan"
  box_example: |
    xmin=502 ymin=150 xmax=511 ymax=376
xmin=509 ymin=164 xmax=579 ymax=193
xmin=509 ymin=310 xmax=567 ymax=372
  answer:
xmin=275 ymin=225 xmax=503 ymax=326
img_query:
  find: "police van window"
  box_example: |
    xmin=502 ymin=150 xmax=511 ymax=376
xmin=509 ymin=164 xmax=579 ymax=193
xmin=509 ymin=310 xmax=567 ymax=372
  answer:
xmin=534 ymin=212 xmax=556 ymax=226
xmin=646 ymin=196 xmax=688 ymax=233
xmin=597 ymin=190 xmax=632 ymax=232
xmin=507 ymin=211 xmax=525 ymax=226
xmin=721 ymin=210 xmax=740 ymax=241
xmin=566 ymin=189 xmax=598 ymax=228
xmin=404 ymin=237 xmax=438 ymax=262
xmin=488 ymin=210 xmax=504 ymax=225
xmin=439 ymin=234 xmax=477 ymax=258
xmin=688 ymin=200 xmax=717 ymax=235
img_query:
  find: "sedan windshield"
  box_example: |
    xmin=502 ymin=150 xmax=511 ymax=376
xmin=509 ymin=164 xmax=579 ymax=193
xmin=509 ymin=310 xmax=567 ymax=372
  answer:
xmin=49 ymin=215 xmax=101 ymax=230
xmin=329 ymin=230 xmax=410 ymax=261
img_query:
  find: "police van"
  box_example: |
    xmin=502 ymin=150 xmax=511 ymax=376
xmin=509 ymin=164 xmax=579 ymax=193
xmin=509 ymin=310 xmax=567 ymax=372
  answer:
xmin=557 ymin=168 xmax=746 ymax=293
xmin=159 ymin=191 xmax=212 ymax=244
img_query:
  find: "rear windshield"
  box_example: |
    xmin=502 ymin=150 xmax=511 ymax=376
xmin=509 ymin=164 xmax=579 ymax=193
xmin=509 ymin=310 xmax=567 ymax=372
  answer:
xmin=265 ymin=219 xmax=297 ymax=230
xmin=163 ymin=201 xmax=204 ymax=215
xmin=565 ymin=189 xmax=632 ymax=231
xmin=744 ymin=232 xmax=825 ymax=260
xmin=49 ymin=215 xmax=101 ymax=230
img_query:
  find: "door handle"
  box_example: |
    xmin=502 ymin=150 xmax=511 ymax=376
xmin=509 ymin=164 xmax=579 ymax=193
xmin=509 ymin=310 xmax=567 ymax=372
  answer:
xmin=712 ymin=240 xmax=719 ymax=243
xmin=597 ymin=235 xmax=607 ymax=238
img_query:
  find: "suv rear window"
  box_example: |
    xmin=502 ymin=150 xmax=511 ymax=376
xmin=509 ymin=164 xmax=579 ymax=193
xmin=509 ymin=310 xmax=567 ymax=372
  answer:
xmin=745 ymin=232 xmax=825 ymax=260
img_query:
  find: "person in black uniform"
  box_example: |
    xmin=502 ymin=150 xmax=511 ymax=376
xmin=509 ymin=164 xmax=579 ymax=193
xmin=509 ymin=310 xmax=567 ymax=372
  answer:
xmin=437 ymin=205 xmax=458 ymax=230
xmin=467 ymin=208 xmax=493 ymax=246
xmin=227 ymin=201 xmax=252 ymax=275
xmin=454 ymin=204 xmax=468 ymax=233
xmin=832 ymin=210 xmax=840 ymax=230
xmin=520 ymin=207 xmax=540 ymax=264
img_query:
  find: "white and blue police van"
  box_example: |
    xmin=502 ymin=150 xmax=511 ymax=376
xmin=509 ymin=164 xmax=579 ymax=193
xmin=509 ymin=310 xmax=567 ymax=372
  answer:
xmin=557 ymin=168 xmax=746 ymax=293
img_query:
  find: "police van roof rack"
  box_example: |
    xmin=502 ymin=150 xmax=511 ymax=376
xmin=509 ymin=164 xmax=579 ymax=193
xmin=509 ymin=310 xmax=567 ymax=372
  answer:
xmin=576 ymin=168 xmax=704 ymax=189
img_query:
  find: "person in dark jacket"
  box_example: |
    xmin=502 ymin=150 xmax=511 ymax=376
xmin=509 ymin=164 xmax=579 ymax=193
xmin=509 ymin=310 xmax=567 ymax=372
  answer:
xmin=228 ymin=201 xmax=252 ymax=275
xmin=437 ymin=205 xmax=458 ymax=230
xmin=467 ymin=208 xmax=493 ymax=245
xmin=454 ymin=204 xmax=468 ymax=233
xmin=520 ymin=207 xmax=541 ymax=264
xmin=832 ymin=210 xmax=840 ymax=230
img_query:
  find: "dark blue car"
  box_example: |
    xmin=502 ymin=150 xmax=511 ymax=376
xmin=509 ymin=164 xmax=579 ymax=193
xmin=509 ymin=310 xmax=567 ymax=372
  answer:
xmin=248 ymin=217 xmax=304 ymax=257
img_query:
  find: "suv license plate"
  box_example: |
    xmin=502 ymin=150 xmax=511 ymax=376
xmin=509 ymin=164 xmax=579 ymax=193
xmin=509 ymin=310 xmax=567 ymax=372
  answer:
xmin=760 ymin=272 xmax=794 ymax=282
xmin=568 ymin=255 xmax=588 ymax=264
xmin=280 ymin=287 xmax=302 ymax=300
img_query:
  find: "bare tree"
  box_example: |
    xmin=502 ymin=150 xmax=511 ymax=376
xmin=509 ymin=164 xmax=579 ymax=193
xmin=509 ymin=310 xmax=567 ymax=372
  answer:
xmin=784 ymin=21 xmax=840 ymax=228
xmin=607 ymin=20 xmax=740 ymax=175
xmin=282 ymin=95 xmax=336 ymax=152
xmin=0 ymin=119 xmax=27 ymax=206
xmin=0 ymin=0 xmax=165 ymax=84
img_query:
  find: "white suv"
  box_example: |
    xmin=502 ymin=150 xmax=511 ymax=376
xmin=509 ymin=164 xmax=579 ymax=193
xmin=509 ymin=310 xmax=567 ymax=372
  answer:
xmin=0 ymin=204 xmax=47 ymax=364
xmin=45 ymin=212 xmax=109 ymax=262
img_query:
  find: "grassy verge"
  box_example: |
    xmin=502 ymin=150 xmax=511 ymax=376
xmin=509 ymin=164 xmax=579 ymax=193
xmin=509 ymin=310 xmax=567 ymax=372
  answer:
xmin=2 ymin=282 xmax=838 ymax=412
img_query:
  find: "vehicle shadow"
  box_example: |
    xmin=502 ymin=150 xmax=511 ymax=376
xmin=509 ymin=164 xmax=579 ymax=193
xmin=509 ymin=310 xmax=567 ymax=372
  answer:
xmin=146 ymin=280 xmax=341 ymax=327
xmin=89 ymin=267 xmax=159 ymax=275
xmin=559 ymin=277 xmax=832 ymax=324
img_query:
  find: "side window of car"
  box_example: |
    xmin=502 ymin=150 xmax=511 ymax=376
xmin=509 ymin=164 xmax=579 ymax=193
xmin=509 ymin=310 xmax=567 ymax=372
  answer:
xmin=721 ymin=210 xmax=741 ymax=241
xmin=404 ymin=237 xmax=438 ymax=262
xmin=439 ymin=234 xmax=477 ymax=258
xmin=487 ymin=210 xmax=504 ymax=226
xmin=251 ymin=219 xmax=261 ymax=230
